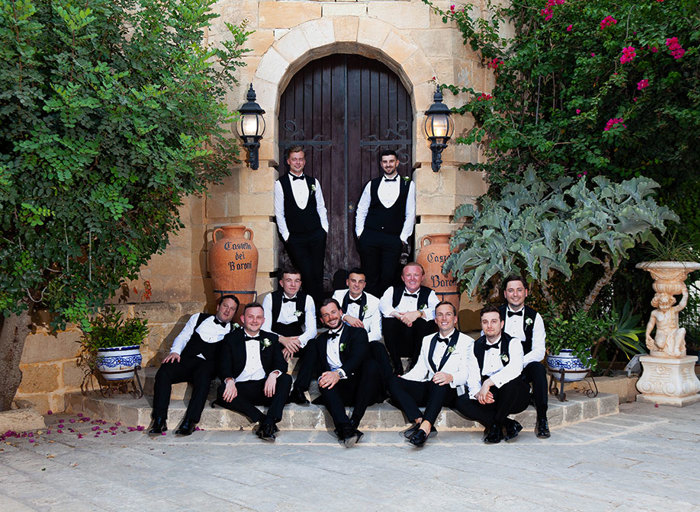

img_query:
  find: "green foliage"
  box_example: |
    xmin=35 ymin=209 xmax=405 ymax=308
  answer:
xmin=79 ymin=306 xmax=148 ymax=352
xmin=605 ymin=300 xmax=645 ymax=358
xmin=680 ymin=282 xmax=700 ymax=351
xmin=425 ymin=0 xmax=700 ymax=241
xmin=445 ymin=168 xmax=677 ymax=315
xmin=0 ymin=0 xmax=250 ymax=329
xmin=543 ymin=308 xmax=611 ymax=370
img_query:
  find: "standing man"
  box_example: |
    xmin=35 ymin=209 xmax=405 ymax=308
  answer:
xmin=214 ymin=303 xmax=292 ymax=442
xmin=379 ymin=262 xmax=439 ymax=374
xmin=499 ymin=275 xmax=550 ymax=438
xmin=455 ymin=305 xmax=531 ymax=444
xmin=355 ymin=149 xmax=416 ymax=297
xmin=274 ymin=145 xmax=328 ymax=306
xmin=315 ymin=299 xmax=383 ymax=447
xmin=262 ymin=268 xmax=317 ymax=405
xmin=149 ymin=295 xmax=239 ymax=436
xmin=389 ymin=302 xmax=479 ymax=447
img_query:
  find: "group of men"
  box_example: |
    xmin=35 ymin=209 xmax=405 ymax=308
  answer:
xmin=149 ymin=269 xmax=552 ymax=447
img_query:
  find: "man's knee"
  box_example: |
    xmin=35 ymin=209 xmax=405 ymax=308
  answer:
xmin=277 ymin=373 xmax=293 ymax=392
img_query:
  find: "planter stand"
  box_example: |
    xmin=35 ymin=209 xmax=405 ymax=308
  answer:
xmin=80 ymin=366 xmax=144 ymax=399
xmin=547 ymin=367 xmax=598 ymax=402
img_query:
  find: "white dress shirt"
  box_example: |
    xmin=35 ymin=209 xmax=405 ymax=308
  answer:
xmin=402 ymin=330 xmax=480 ymax=397
xmin=325 ymin=327 xmax=344 ymax=372
xmin=379 ymin=286 xmax=439 ymax=321
xmin=481 ymin=335 xmax=525 ymax=389
xmin=331 ymin=289 xmax=382 ymax=342
xmin=170 ymin=314 xmax=231 ymax=359
xmin=503 ymin=305 xmax=547 ymax=367
xmin=355 ymin=176 xmax=416 ymax=243
xmin=235 ymin=330 xmax=267 ymax=383
xmin=261 ymin=292 xmax=317 ymax=347
xmin=273 ymin=173 xmax=329 ymax=241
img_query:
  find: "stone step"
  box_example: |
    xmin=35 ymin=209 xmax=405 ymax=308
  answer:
xmin=64 ymin=390 xmax=619 ymax=433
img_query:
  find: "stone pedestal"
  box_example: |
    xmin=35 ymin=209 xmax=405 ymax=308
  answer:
xmin=636 ymin=355 xmax=700 ymax=407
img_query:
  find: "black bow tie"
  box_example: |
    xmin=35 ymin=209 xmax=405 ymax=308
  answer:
xmin=213 ymin=318 xmax=227 ymax=327
xmin=507 ymin=310 xmax=523 ymax=317
xmin=485 ymin=342 xmax=500 ymax=350
xmin=327 ymin=330 xmax=342 ymax=339
xmin=437 ymin=337 xmax=450 ymax=344
xmin=282 ymin=297 xmax=296 ymax=303
xmin=403 ymin=292 xmax=418 ymax=298
xmin=348 ymin=298 xmax=362 ymax=305
xmin=244 ymin=335 xmax=261 ymax=341
xmin=291 ymin=174 xmax=305 ymax=181
xmin=383 ymin=176 xmax=398 ymax=182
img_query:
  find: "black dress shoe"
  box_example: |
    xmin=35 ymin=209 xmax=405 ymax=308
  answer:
xmin=536 ymin=416 xmax=551 ymax=438
xmin=484 ymin=423 xmax=503 ymax=444
xmin=257 ymin=422 xmax=278 ymax=442
xmin=344 ymin=428 xmax=363 ymax=448
xmin=288 ymin=388 xmax=309 ymax=405
xmin=175 ymin=418 xmax=196 ymax=436
xmin=148 ymin=417 xmax=167 ymax=435
xmin=402 ymin=422 xmax=421 ymax=439
xmin=408 ymin=428 xmax=429 ymax=448
xmin=504 ymin=419 xmax=523 ymax=442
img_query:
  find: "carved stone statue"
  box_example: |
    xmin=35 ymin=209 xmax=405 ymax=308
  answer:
xmin=645 ymin=288 xmax=688 ymax=357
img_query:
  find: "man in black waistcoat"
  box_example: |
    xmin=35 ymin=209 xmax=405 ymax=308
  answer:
xmin=315 ymin=299 xmax=383 ymax=447
xmin=454 ymin=305 xmax=531 ymax=444
xmin=274 ymin=145 xmax=328 ymax=307
xmin=499 ymin=275 xmax=550 ymax=438
xmin=262 ymin=268 xmax=317 ymax=405
xmin=355 ymin=149 xmax=416 ymax=297
xmin=149 ymin=295 xmax=240 ymax=436
xmin=379 ymin=262 xmax=439 ymax=374
xmin=214 ymin=302 xmax=292 ymax=442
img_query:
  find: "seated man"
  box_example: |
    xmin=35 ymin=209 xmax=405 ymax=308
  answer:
xmin=214 ymin=302 xmax=292 ymax=442
xmin=149 ymin=295 xmax=239 ymax=436
xmin=332 ymin=267 xmax=393 ymax=389
xmin=499 ymin=275 xmax=551 ymax=438
xmin=261 ymin=267 xmax=317 ymax=405
xmin=315 ymin=299 xmax=383 ymax=447
xmin=389 ymin=301 xmax=479 ymax=447
xmin=379 ymin=262 xmax=439 ymax=374
xmin=454 ymin=304 xmax=531 ymax=444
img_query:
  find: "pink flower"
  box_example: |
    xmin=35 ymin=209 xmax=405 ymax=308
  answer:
xmin=666 ymin=37 xmax=685 ymax=59
xmin=637 ymin=79 xmax=649 ymax=90
xmin=476 ymin=93 xmax=493 ymax=101
xmin=540 ymin=0 xmax=563 ymax=20
xmin=47 ymin=410 xmax=53 ymax=415
xmin=576 ymin=109 xmax=581 ymax=114
xmin=600 ymin=16 xmax=617 ymax=30
xmin=591 ymin=52 xmax=596 ymax=57
xmin=604 ymin=118 xmax=626 ymax=132
xmin=620 ymin=46 xmax=636 ymax=64
xmin=450 ymin=4 xmax=455 ymax=13
xmin=488 ymin=58 xmax=503 ymax=69
xmin=650 ymin=46 xmax=658 ymax=53
xmin=567 ymin=25 xmax=572 ymax=32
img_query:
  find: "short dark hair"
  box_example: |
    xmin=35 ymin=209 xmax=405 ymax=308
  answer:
xmin=243 ymin=302 xmax=263 ymax=313
xmin=378 ymin=149 xmax=398 ymax=163
xmin=347 ymin=267 xmax=366 ymax=278
xmin=502 ymin=274 xmax=528 ymax=290
xmin=218 ymin=294 xmax=240 ymax=308
xmin=278 ymin=266 xmax=301 ymax=281
xmin=285 ymin=145 xmax=305 ymax=160
xmin=435 ymin=301 xmax=457 ymax=315
xmin=480 ymin=304 xmax=501 ymax=318
xmin=320 ymin=298 xmax=341 ymax=311
xmin=402 ymin=261 xmax=424 ymax=275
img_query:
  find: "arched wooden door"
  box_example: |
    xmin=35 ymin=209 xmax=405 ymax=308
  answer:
xmin=278 ymin=53 xmax=413 ymax=292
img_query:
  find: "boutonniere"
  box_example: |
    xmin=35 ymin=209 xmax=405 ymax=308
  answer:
xmin=339 ymin=343 xmax=346 ymax=352
xmin=293 ymin=310 xmax=302 ymax=318
xmin=420 ymin=304 xmax=428 ymax=311
xmin=362 ymin=305 xmax=368 ymax=313
xmin=260 ymin=338 xmax=271 ymax=350
xmin=501 ymin=353 xmax=510 ymax=364
xmin=402 ymin=175 xmax=410 ymax=182
xmin=310 ymin=184 xmax=316 ymax=191
xmin=447 ymin=345 xmax=455 ymax=354
xmin=525 ymin=318 xmax=533 ymax=326
xmin=232 ymin=322 xmax=240 ymax=330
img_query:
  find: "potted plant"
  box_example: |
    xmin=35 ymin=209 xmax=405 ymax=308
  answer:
xmin=78 ymin=306 xmax=148 ymax=381
xmin=444 ymin=168 xmax=677 ymax=370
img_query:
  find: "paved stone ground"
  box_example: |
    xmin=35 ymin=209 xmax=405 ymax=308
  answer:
xmin=0 ymin=401 xmax=698 ymax=512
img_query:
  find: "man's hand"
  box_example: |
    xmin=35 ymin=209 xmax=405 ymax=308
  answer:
xmin=222 ymin=379 xmax=237 ymax=402
xmin=398 ymin=310 xmax=422 ymax=327
xmin=264 ymin=373 xmax=279 ymax=398
xmin=432 ymin=372 xmax=453 ymax=386
xmin=318 ymin=371 xmax=341 ymax=389
xmin=162 ymin=352 xmax=180 ymax=364
xmin=477 ymin=379 xmax=495 ymax=404
xmin=279 ymin=336 xmax=301 ymax=360
xmin=343 ymin=314 xmax=364 ymax=329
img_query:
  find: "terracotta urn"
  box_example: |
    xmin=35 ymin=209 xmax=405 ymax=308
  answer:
xmin=417 ymin=233 xmax=460 ymax=312
xmin=209 ymin=225 xmax=258 ymax=318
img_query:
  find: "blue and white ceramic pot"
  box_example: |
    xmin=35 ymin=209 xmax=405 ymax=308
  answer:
xmin=546 ymin=349 xmax=591 ymax=382
xmin=96 ymin=345 xmax=142 ymax=381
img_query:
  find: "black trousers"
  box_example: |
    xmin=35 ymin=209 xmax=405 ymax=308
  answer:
xmin=357 ymin=229 xmax=403 ymax=297
xmin=523 ymin=361 xmax=548 ymax=417
xmin=284 ymin=228 xmax=326 ymax=308
xmin=215 ymin=373 xmax=292 ymax=425
xmin=382 ymin=317 xmax=437 ymax=374
xmin=370 ymin=341 xmax=394 ymax=395
xmin=152 ymin=356 xmax=215 ymax=423
xmin=454 ymin=378 xmax=530 ymax=429
xmin=389 ymin=377 xmax=457 ymax=425
xmin=290 ymin=341 xmax=318 ymax=393
xmin=319 ymin=358 xmax=382 ymax=429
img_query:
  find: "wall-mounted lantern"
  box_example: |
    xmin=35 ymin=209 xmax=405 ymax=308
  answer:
xmin=236 ymin=84 xmax=266 ymax=170
xmin=424 ymin=85 xmax=454 ymax=172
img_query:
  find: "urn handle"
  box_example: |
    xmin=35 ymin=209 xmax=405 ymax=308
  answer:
xmin=243 ymin=228 xmax=254 ymax=241
xmin=212 ymin=227 xmax=224 ymax=243
xmin=420 ymin=235 xmax=433 ymax=247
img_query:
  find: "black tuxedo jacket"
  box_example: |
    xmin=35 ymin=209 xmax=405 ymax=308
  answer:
xmin=218 ymin=329 xmax=287 ymax=381
xmin=314 ymin=325 xmax=369 ymax=377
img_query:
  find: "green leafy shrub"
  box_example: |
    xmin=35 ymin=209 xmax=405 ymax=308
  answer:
xmin=79 ymin=307 xmax=148 ymax=352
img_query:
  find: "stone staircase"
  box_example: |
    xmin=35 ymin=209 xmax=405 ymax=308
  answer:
xmin=64 ymin=367 xmax=619 ymax=432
